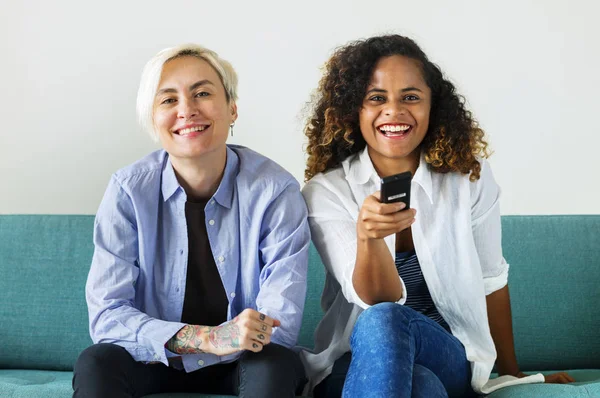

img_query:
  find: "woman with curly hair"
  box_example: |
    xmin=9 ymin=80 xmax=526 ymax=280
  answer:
xmin=300 ymin=35 xmax=573 ymax=397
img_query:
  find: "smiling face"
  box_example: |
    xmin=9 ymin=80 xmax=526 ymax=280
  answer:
xmin=153 ymin=56 xmax=237 ymax=162
xmin=359 ymin=55 xmax=431 ymax=175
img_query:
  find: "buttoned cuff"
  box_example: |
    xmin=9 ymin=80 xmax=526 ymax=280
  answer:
xmin=182 ymin=351 xmax=242 ymax=372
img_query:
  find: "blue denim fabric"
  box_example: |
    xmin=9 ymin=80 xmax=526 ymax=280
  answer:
xmin=342 ymin=303 xmax=473 ymax=398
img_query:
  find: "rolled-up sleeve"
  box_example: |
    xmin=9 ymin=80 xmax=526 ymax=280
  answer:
xmin=471 ymin=160 xmax=510 ymax=295
xmin=86 ymin=176 xmax=185 ymax=365
xmin=255 ymin=181 xmax=311 ymax=348
xmin=302 ymin=178 xmax=407 ymax=310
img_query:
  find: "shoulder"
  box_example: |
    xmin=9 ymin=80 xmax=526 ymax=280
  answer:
xmin=229 ymin=145 xmax=299 ymax=194
xmin=112 ymin=150 xmax=166 ymax=188
xmin=302 ymin=165 xmax=358 ymax=219
xmin=303 ymin=166 xmax=346 ymax=198
xmin=467 ymin=158 xmax=499 ymax=196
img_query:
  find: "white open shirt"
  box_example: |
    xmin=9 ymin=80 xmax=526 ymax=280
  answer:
xmin=300 ymin=146 xmax=542 ymax=393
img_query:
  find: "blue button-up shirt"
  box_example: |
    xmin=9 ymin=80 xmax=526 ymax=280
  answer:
xmin=86 ymin=145 xmax=310 ymax=372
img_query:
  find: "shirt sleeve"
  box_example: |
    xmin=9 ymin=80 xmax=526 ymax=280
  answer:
xmin=302 ymin=178 xmax=407 ymax=310
xmin=254 ymin=181 xmax=311 ymax=348
xmin=471 ymin=159 xmax=510 ymax=295
xmin=86 ymin=175 xmax=186 ymax=366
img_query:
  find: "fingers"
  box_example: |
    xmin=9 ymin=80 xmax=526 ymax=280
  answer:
xmin=235 ymin=309 xmax=279 ymax=353
xmin=358 ymin=193 xmax=416 ymax=239
xmin=545 ymin=372 xmax=575 ymax=384
xmin=366 ymin=192 xmax=407 ymax=215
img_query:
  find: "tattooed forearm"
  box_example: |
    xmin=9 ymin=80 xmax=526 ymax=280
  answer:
xmin=166 ymin=325 xmax=206 ymax=354
xmin=208 ymin=323 xmax=241 ymax=349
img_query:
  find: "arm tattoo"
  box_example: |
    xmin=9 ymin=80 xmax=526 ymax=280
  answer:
xmin=166 ymin=325 xmax=206 ymax=355
xmin=208 ymin=323 xmax=241 ymax=349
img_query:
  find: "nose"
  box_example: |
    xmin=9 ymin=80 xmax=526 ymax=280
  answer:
xmin=177 ymin=97 xmax=198 ymax=119
xmin=384 ymin=100 xmax=407 ymax=116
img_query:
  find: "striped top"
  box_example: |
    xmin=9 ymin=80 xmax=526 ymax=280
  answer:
xmin=396 ymin=251 xmax=450 ymax=332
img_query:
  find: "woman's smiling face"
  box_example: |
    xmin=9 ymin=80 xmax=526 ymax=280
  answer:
xmin=359 ymin=55 xmax=431 ymax=173
xmin=153 ymin=56 xmax=237 ymax=161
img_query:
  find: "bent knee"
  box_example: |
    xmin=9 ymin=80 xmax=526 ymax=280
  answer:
xmin=354 ymin=302 xmax=411 ymax=330
xmin=351 ymin=303 xmax=416 ymax=345
xmin=74 ymin=343 xmax=130 ymax=374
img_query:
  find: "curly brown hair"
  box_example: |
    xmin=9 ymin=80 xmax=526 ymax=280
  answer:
xmin=304 ymin=35 xmax=490 ymax=182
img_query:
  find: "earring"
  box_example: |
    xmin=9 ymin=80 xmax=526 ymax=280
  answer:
xmin=230 ymin=122 xmax=235 ymax=137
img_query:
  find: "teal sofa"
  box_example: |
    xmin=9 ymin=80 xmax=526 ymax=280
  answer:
xmin=1 ymin=215 xmax=599 ymax=397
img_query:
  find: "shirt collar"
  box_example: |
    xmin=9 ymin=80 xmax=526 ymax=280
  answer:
xmin=345 ymin=146 xmax=377 ymax=185
xmin=161 ymin=154 xmax=180 ymax=202
xmin=161 ymin=146 xmax=239 ymax=208
xmin=211 ymin=146 xmax=238 ymax=209
xmin=345 ymin=146 xmax=434 ymax=204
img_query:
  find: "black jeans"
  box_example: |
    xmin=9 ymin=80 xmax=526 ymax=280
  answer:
xmin=73 ymin=343 xmax=306 ymax=398
xmin=313 ymin=352 xmax=351 ymax=398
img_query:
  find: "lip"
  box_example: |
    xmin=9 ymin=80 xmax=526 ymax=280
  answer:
xmin=172 ymin=123 xmax=211 ymax=138
xmin=376 ymin=123 xmax=413 ymax=139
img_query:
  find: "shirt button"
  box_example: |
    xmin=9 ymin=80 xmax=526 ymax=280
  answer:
xmin=218 ymin=256 xmax=225 ymax=262
xmin=230 ymin=292 xmax=236 ymax=298
xmin=210 ymin=200 xmax=215 ymax=205
xmin=197 ymin=359 xmax=204 ymax=366
xmin=209 ymin=219 xmax=215 ymax=226
xmin=179 ymin=249 xmax=184 ymax=255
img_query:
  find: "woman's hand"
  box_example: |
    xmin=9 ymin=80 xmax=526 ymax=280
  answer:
xmin=357 ymin=191 xmax=416 ymax=241
xmin=515 ymin=371 xmax=575 ymax=383
xmin=207 ymin=309 xmax=280 ymax=355
xmin=543 ymin=372 xmax=575 ymax=384
xmin=166 ymin=308 xmax=279 ymax=356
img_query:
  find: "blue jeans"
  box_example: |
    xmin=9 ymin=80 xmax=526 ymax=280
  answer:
xmin=322 ymin=303 xmax=474 ymax=398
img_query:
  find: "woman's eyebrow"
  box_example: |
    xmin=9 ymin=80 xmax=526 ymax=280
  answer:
xmin=189 ymin=79 xmax=214 ymax=91
xmin=401 ymin=86 xmax=423 ymax=93
xmin=366 ymin=88 xmax=386 ymax=95
xmin=366 ymin=86 xmax=424 ymax=95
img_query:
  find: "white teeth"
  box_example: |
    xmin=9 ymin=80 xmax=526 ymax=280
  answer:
xmin=178 ymin=125 xmax=207 ymax=135
xmin=379 ymin=124 xmax=410 ymax=133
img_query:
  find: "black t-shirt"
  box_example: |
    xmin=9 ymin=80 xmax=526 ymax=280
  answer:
xmin=180 ymin=200 xmax=228 ymax=326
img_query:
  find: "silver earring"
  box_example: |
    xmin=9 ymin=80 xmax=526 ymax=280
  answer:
xmin=230 ymin=122 xmax=235 ymax=137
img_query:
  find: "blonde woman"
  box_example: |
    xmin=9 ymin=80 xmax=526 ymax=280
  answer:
xmin=73 ymin=44 xmax=309 ymax=397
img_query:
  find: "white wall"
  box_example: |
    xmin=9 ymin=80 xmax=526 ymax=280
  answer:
xmin=1 ymin=0 xmax=598 ymax=215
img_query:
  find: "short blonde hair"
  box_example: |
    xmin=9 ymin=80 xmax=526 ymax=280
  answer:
xmin=136 ymin=44 xmax=238 ymax=141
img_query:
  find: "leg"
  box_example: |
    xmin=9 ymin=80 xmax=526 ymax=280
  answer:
xmin=72 ymin=343 xmax=238 ymax=397
xmin=73 ymin=343 xmax=181 ymax=398
xmin=313 ymin=352 xmax=352 ymax=398
xmin=237 ymin=343 xmax=306 ymax=398
xmin=342 ymin=303 xmax=472 ymax=398
xmin=411 ymin=365 xmax=447 ymax=398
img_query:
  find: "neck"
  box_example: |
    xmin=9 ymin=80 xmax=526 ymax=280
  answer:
xmin=369 ymin=147 xmax=421 ymax=178
xmin=170 ymin=148 xmax=227 ymax=201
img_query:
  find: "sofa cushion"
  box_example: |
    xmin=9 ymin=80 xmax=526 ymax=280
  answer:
xmin=488 ymin=369 xmax=600 ymax=397
xmin=2 ymin=369 xmax=598 ymax=398
xmin=296 ymin=245 xmax=326 ymax=349
xmin=502 ymin=215 xmax=600 ymax=371
xmin=0 ymin=369 xmax=74 ymax=398
xmin=0 ymin=215 xmax=94 ymax=370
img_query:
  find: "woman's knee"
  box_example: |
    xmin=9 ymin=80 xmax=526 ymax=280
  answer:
xmin=74 ymin=343 xmax=131 ymax=376
xmin=352 ymin=303 xmax=413 ymax=338
xmin=239 ymin=343 xmax=306 ymax=397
